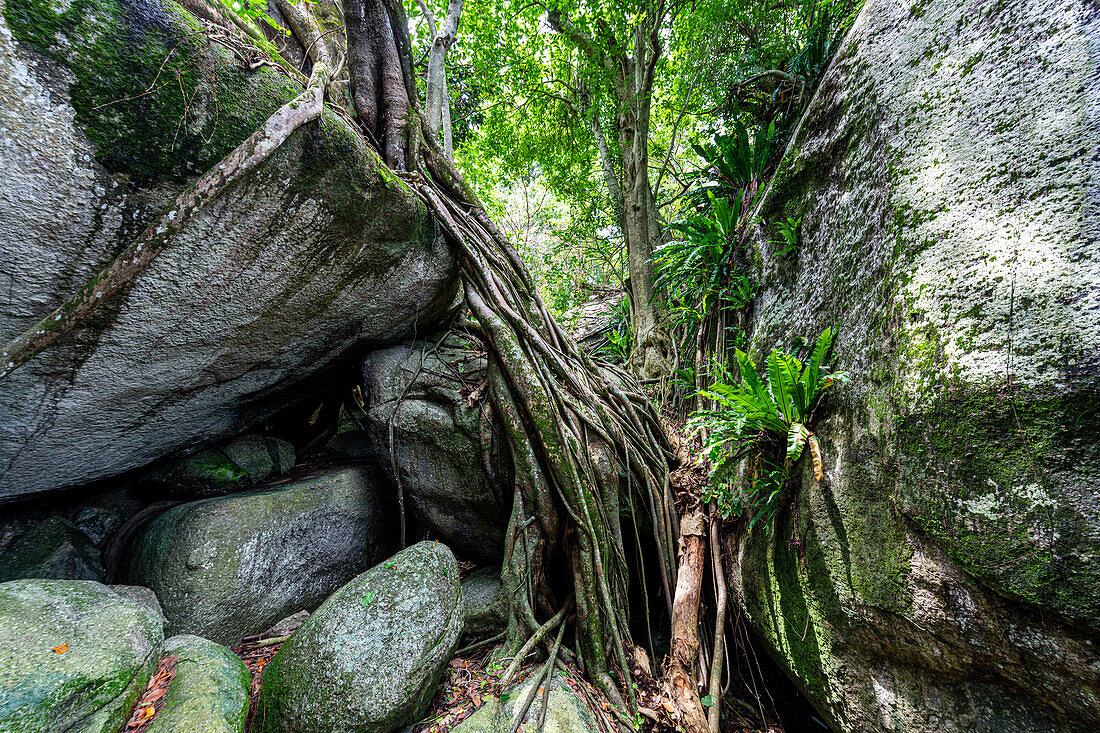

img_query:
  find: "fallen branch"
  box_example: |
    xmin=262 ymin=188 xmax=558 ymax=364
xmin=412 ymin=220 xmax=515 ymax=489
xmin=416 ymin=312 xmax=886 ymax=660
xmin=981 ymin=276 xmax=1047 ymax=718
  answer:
xmin=662 ymin=508 xmax=710 ymax=733
xmin=253 ymin=634 xmax=292 ymax=648
xmin=0 ymin=62 xmax=332 ymax=380
xmin=706 ymin=507 xmax=728 ymax=733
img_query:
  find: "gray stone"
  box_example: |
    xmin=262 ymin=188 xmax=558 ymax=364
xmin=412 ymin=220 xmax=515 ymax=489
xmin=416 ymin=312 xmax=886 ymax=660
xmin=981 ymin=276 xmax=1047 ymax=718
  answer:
xmin=108 ymin=585 xmax=165 ymax=621
xmin=144 ymin=635 xmax=250 ymax=733
xmin=122 ymin=464 xmax=394 ymax=645
xmin=0 ymin=515 xmax=102 ymax=582
xmin=327 ymin=427 xmax=376 ymax=461
xmin=0 ymin=579 xmax=164 ymax=732
xmin=147 ymin=434 xmax=298 ymax=499
xmin=451 ymin=675 xmax=599 ymax=733
xmin=221 ymin=434 xmax=296 ymax=480
xmin=728 ymin=0 xmax=1100 ymax=731
xmin=146 ymin=448 xmax=252 ymax=499
xmin=362 ymin=337 xmax=508 ymax=559
xmin=0 ymin=0 xmax=458 ymax=503
xmin=72 ymin=505 xmax=122 ymax=547
xmin=462 ymin=567 xmax=505 ymax=638
xmin=262 ymin=609 xmax=310 ymax=639
xmin=257 ymin=541 xmax=463 ymax=733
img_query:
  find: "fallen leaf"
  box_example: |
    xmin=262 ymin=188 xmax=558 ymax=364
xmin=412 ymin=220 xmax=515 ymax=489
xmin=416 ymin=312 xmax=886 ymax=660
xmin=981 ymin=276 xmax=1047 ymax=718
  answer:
xmin=52 ymin=643 xmax=69 ymax=654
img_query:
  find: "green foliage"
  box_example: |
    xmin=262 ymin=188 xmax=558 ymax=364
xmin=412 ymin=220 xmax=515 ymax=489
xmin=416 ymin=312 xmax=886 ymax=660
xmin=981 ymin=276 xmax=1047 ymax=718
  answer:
xmin=691 ymin=328 xmax=849 ymax=529
xmin=485 ymin=177 xmax=623 ymax=318
xmin=594 ymin=296 xmax=632 ymax=362
xmin=771 ymin=215 xmax=801 ymax=258
xmin=658 ymin=193 xmax=756 ymax=324
xmin=598 ymin=326 xmax=632 ymax=363
xmin=691 ymin=121 xmax=776 ymax=206
xmin=785 ymin=10 xmax=843 ymax=86
xmin=222 ymin=0 xmax=286 ymax=34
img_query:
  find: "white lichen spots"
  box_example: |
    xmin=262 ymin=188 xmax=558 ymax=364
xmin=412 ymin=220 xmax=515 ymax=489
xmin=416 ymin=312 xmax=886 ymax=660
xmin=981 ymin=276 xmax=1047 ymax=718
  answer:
xmin=964 ymin=483 xmax=1055 ymax=520
xmin=963 ymin=492 xmax=1005 ymax=518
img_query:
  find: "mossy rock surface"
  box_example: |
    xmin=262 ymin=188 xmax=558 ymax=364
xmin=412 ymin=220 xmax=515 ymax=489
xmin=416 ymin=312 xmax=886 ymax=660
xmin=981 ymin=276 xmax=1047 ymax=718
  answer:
xmin=122 ymin=464 xmax=394 ymax=645
xmin=461 ymin=566 xmax=505 ymax=639
xmin=0 ymin=0 xmax=458 ymax=503
xmin=0 ymin=579 xmax=164 ymax=732
xmin=147 ymin=434 xmax=296 ymax=499
xmin=450 ymin=674 xmax=599 ymax=733
xmin=0 ymin=515 xmax=103 ymax=582
xmin=362 ymin=338 xmax=507 ymax=560
xmin=143 ymin=635 xmax=250 ymax=733
xmin=728 ymin=0 xmax=1100 ymax=730
xmin=257 ymin=541 xmax=463 ymax=733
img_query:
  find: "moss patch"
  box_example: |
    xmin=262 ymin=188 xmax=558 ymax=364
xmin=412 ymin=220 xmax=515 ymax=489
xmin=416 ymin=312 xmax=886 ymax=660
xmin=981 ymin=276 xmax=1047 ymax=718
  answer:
xmin=897 ymin=385 xmax=1100 ymax=627
xmin=4 ymin=0 xmax=301 ymax=183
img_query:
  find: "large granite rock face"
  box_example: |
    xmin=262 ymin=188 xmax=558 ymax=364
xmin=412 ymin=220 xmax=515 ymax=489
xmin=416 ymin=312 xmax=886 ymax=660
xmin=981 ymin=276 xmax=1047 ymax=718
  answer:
xmin=0 ymin=579 xmax=164 ymax=732
xmin=122 ymin=464 xmax=394 ymax=645
xmin=730 ymin=0 xmax=1100 ymax=731
xmin=0 ymin=0 xmax=458 ymax=503
xmin=257 ymin=542 xmax=463 ymax=733
xmin=362 ymin=337 xmax=509 ymax=559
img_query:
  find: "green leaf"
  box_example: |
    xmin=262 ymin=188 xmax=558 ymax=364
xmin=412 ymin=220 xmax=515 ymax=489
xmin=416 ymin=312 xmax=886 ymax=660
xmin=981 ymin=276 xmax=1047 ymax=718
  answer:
xmin=700 ymin=695 xmax=715 ymax=707
xmin=361 ymin=590 xmax=376 ymax=606
xmin=787 ymin=423 xmax=809 ymax=461
xmin=767 ymin=350 xmax=794 ymax=423
xmin=735 ymin=349 xmax=769 ymax=406
xmin=806 ymin=327 xmax=834 ymax=406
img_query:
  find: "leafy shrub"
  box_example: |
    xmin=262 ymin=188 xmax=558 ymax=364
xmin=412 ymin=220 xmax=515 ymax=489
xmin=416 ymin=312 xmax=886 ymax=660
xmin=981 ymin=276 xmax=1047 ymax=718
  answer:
xmin=658 ymin=194 xmax=757 ymax=326
xmin=689 ymin=122 xmax=777 ymax=212
xmin=691 ymin=328 xmax=848 ymax=530
xmin=594 ymin=295 xmax=632 ymax=363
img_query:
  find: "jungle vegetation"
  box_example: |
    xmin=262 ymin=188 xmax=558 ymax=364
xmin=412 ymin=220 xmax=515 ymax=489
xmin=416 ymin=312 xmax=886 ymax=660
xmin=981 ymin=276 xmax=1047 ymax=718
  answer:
xmin=0 ymin=0 xmax=859 ymax=729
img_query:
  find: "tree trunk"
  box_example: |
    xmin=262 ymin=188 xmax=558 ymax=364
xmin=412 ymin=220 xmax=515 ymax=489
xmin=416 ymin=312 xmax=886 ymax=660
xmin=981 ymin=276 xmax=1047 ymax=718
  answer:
xmin=345 ymin=0 xmax=414 ymax=169
xmin=619 ymin=90 xmax=672 ymax=380
xmin=662 ymin=508 xmax=710 ymax=733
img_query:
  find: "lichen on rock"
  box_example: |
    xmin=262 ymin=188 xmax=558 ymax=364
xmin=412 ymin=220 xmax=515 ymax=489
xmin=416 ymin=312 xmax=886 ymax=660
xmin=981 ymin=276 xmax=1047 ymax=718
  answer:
xmin=729 ymin=0 xmax=1100 ymax=730
xmin=0 ymin=0 xmax=460 ymax=503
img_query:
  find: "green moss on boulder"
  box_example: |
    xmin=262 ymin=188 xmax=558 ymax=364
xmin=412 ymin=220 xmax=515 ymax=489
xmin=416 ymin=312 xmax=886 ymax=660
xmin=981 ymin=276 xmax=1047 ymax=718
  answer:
xmin=729 ymin=0 xmax=1100 ymax=729
xmin=257 ymin=542 xmax=463 ymax=733
xmin=0 ymin=579 xmax=164 ymax=732
xmin=144 ymin=635 xmax=250 ymax=733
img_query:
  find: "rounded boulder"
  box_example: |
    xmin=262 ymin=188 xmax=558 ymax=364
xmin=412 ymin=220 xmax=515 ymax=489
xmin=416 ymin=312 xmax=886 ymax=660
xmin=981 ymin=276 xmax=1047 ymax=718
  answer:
xmin=257 ymin=541 xmax=463 ymax=733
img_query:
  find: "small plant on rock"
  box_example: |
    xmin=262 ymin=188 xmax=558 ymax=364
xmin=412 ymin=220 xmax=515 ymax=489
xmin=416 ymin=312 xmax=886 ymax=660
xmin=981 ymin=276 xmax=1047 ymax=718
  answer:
xmin=770 ymin=215 xmax=802 ymax=259
xmin=691 ymin=327 xmax=848 ymax=530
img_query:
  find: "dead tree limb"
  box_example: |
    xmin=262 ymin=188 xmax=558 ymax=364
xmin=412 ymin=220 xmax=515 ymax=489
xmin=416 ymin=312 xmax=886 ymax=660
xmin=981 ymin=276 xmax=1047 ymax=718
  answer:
xmin=663 ymin=508 xmax=710 ymax=733
xmin=707 ymin=507 xmax=729 ymax=733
